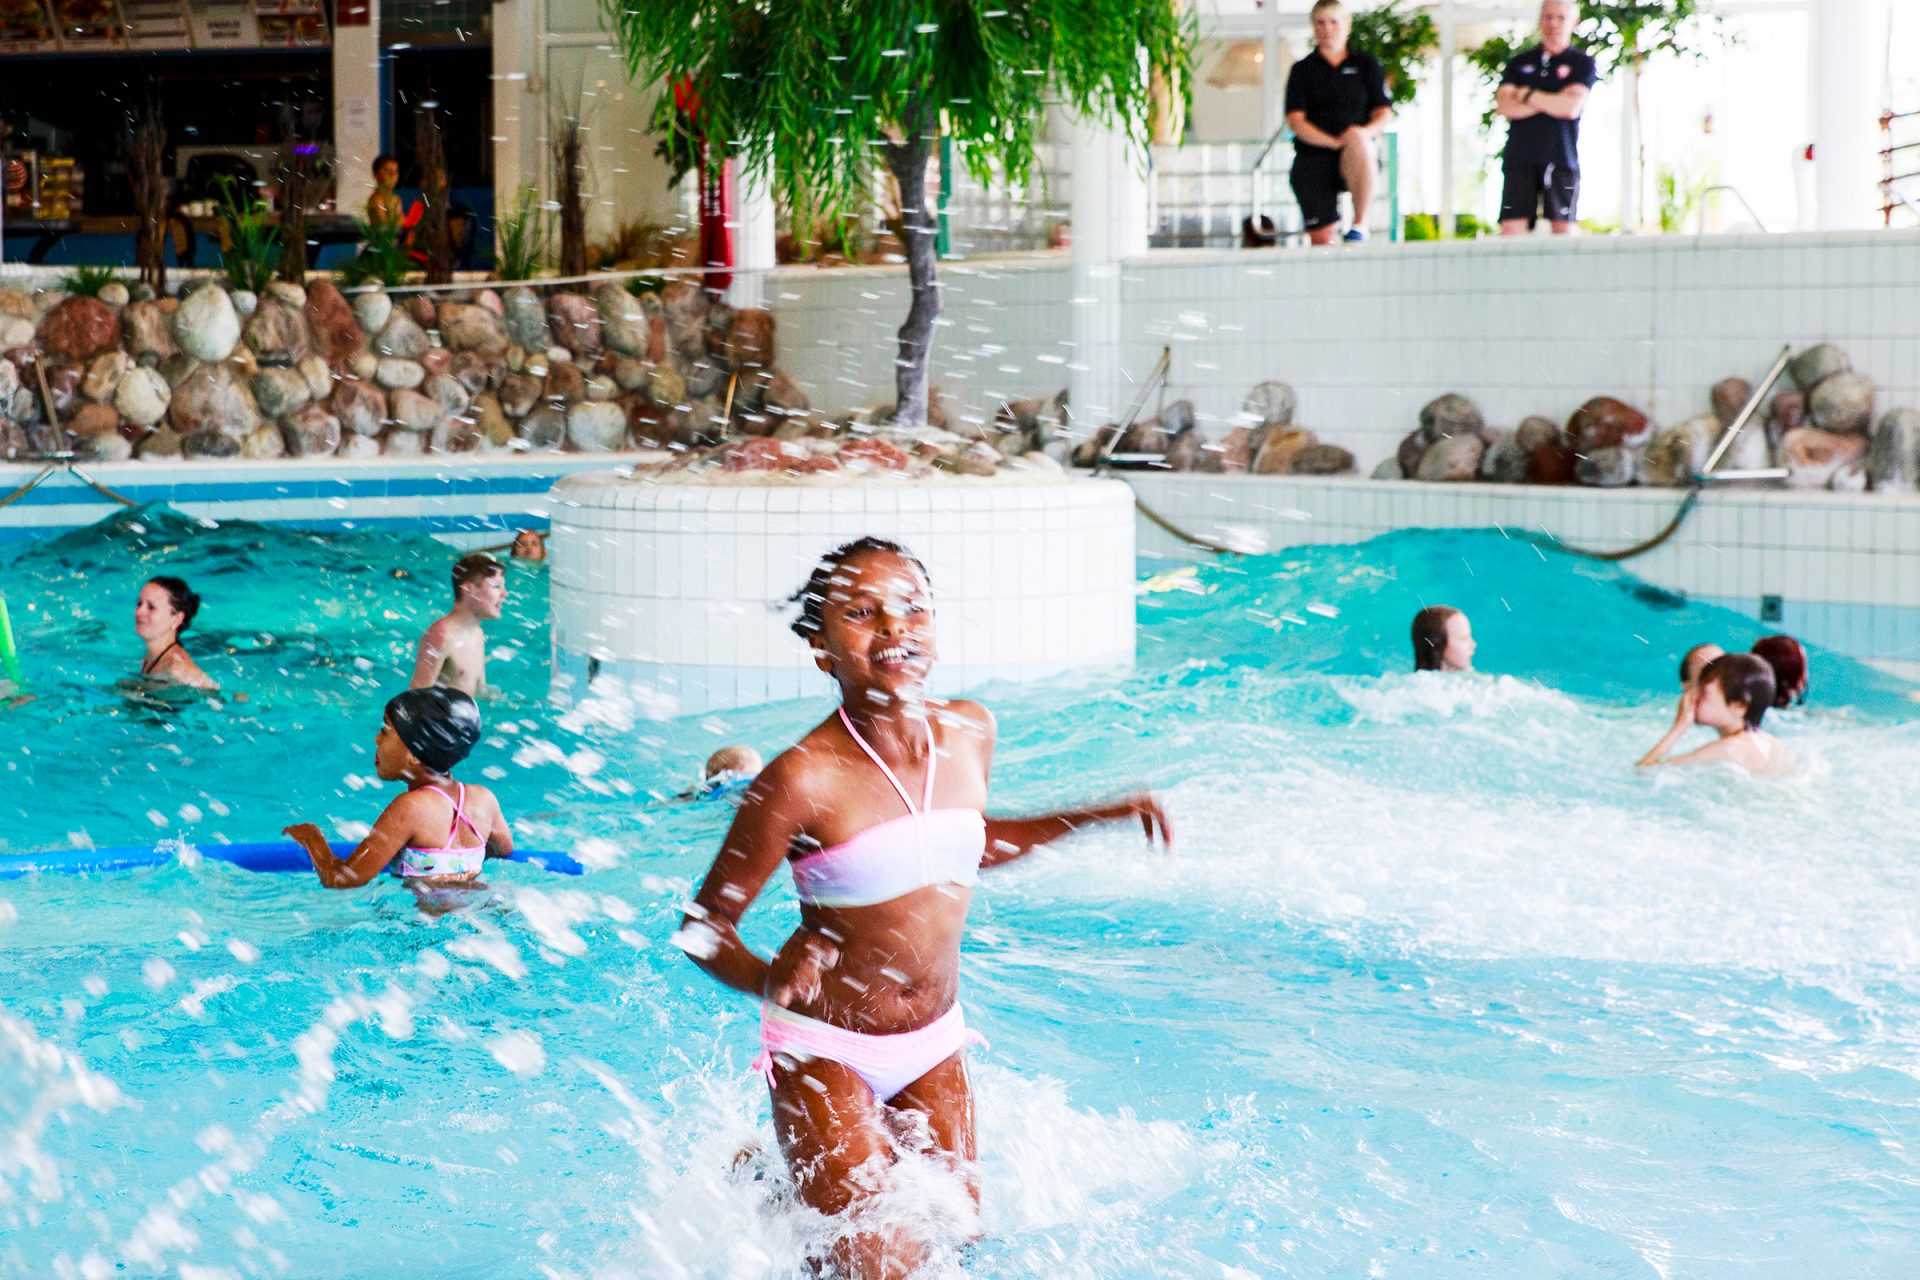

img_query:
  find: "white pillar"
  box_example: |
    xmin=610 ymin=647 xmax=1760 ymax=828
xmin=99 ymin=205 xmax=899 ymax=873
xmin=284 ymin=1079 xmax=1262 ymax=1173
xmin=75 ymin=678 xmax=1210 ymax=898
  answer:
xmin=728 ymin=160 xmax=778 ymax=310
xmin=490 ymin=0 xmax=538 ymax=213
xmin=332 ymin=0 xmax=382 ymax=219
xmin=1619 ymin=62 xmax=1639 ymax=232
xmin=1068 ymin=116 xmax=1150 ymax=434
xmin=1813 ymin=0 xmax=1890 ymax=230
xmin=1438 ymin=0 xmax=1455 ymax=237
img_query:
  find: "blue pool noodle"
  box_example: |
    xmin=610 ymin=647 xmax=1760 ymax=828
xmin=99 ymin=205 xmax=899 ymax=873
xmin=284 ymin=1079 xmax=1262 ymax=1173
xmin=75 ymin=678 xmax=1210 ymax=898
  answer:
xmin=0 ymin=841 xmax=585 ymax=879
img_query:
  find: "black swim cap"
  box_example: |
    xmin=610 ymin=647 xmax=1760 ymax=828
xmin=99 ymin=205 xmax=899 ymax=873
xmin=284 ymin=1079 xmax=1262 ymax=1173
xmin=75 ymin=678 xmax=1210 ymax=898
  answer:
xmin=385 ymin=687 xmax=482 ymax=773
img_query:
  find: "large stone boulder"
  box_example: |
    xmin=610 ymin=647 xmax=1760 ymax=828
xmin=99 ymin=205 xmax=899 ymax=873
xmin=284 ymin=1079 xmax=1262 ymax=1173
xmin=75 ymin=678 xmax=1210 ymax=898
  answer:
xmin=1419 ymin=392 xmax=1484 ymax=443
xmin=1781 ymin=426 xmax=1867 ymax=490
xmin=446 ymin=350 xmax=492 ymax=395
xmin=659 ymin=280 xmax=710 ymax=360
xmin=173 ymin=285 xmax=241 ymax=362
xmin=497 ymin=372 xmax=542 ymax=418
xmin=337 ymin=432 xmax=381 ymax=460
xmin=81 ymin=349 xmax=132 ymax=403
xmin=1292 ymin=442 xmax=1356 ymax=476
xmin=503 ymin=287 xmax=547 ymax=350
xmin=375 ymin=358 xmax=426 ymax=390
xmin=437 ymin=301 xmax=506 ymax=354
xmin=519 ymin=406 xmax=568 ymax=450
xmin=1576 ymin=445 xmax=1638 ymax=487
xmin=121 ymin=300 xmax=178 ymax=362
xmin=1567 ymin=396 xmax=1650 ymax=453
xmin=594 ymin=283 xmax=650 ymax=358
xmin=115 ymin=369 xmax=174 ymax=428
xmin=471 ymin=393 xmax=513 ymax=449
xmin=1869 ymin=407 xmax=1920 ymax=491
xmin=1640 ymin=414 xmax=1718 ymax=487
xmin=1526 ymin=434 xmax=1579 ymax=485
xmin=240 ymin=425 xmax=285 ymax=459
xmin=1788 ymin=342 xmax=1849 ymax=392
xmin=1710 ymin=376 xmax=1752 ymax=427
xmin=330 ymin=379 xmax=387 ymax=437
xmin=421 ymin=372 xmax=471 ymax=417
xmin=39 ymin=296 xmax=121 ymax=361
xmin=350 ymin=290 xmax=393 ymax=336
xmin=374 ymin=310 xmax=430 ymax=360
xmin=547 ymin=293 xmax=602 ymax=358
xmin=1477 ymin=429 xmax=1530 ymax=483
xmin=1413 ymin=431 xmax=1485 ymax=481
xmin=1242 ymin=380 xmax=1296 ymax=429
xmin=243 ymin=299 xmax=309 ymax=365
xmin=1396 ymin=429 xmax=1426 ymax=478
xmin=296 ymin=354 xmax=333 ymax=401
xmin=169 ymin=362 xmax=260 ymax=439
xmin=282 ymin=404 xmax=342 ymax=457
xmin=251 ymin=367 xmax=312 ymax=418
xmin=715 ymin=308 xmax=775 ymax=370
xmin=137 ymin=426 xmax=184 ymax=459
xmin=566 ymin=400 xmax=627 ymax=451
xmin=303 ymin=279 xmax=365 ymax=366
xmin=182 ymin=429 xmax=242 ymax=459
xmin=1251 ymin=427 xmax=1313 ymax=474
xmin=388 ymin=387 xmax=444 ymax=434
xmin=1163 ymin=425 xmax=1221 ymax=473
xmin=1806 ymin=370 xmax=1874 ymax=435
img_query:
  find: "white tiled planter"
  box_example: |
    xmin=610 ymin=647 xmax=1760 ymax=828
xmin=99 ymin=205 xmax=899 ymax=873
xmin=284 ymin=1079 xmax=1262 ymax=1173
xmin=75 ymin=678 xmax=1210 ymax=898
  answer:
xmin=547 ymin=473 xmax=1137 ymax=713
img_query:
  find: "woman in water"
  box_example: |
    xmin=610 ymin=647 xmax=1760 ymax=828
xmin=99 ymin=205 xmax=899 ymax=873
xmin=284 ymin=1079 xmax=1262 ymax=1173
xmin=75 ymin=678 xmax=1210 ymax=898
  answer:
xmin=1411 ymin=605 xmax=1475 ymax=672
xmin=677 ymin=537 xmax=1170 ymax=1277
xmin=1751 ymin=633 xmax=1809 ymax=707
xmin=284 ymin=686 xmax=512 ymax=890
xmin=135 ymin=576 xmax=216 ymax=690
xmin=1637 ymin=652 xmax=1787 ymax=773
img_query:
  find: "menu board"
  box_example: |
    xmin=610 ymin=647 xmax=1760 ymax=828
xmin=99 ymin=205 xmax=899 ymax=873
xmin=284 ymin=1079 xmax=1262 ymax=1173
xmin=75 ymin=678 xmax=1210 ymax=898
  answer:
xmin=253 ymin=0 xmax=324 ymax=46
xmin=120 ymin=0 xmax=189 ymax=46
xmin=0 ymin=0 xmax=58 ymax=51
xmin=185 ymin=0 xmax=252 ymax=45
xmin=48 ymin=0 xmax=124 ymax=44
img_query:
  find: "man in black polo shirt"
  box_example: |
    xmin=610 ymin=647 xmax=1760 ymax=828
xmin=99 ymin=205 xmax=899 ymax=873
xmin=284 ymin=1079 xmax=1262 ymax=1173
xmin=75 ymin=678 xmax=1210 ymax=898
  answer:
xmin=1284 ymin=0 xmax=1392 ymax=245
xmin=1496 ymin=0 xmax=1598 ymax=235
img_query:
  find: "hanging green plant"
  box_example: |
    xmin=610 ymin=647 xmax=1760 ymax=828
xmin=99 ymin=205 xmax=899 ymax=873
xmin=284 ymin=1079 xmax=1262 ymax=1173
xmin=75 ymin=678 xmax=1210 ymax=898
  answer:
xmin=1350 ymin=2 xmax=1439 ymax=107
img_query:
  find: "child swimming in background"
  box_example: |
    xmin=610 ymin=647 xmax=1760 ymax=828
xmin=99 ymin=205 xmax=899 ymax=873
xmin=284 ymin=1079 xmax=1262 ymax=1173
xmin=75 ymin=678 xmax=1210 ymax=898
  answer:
xmin=411 ymin=553 xmax=507 ymax=697
xmin=677 ymin=745 xmax=764 ymax=800
xmin=510 ymin=529 xmax=548 ymax=562
xmin=1638 ymin=652 xmax=1789 ymax=773
xmin=1411 ymin=605 xmax=1475 ymax=672
xmin=677 ymin=537 xmax=1170 ymax=1278
xmin=1678 ymin=642 xmax=1724 ymax=692
xmin=135 ymin=577 xmax=216 ymax=690
xmin=285 ymin=686 xmax=512 ymax=889
xmin=1752 ymin=633 xmax=1809 ymax=707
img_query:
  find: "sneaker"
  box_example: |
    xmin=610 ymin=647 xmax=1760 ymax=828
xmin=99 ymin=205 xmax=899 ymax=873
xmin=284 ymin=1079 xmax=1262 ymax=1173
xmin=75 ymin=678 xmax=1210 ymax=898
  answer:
xmin=1342 ymin=227 xmax=1369 ymax=243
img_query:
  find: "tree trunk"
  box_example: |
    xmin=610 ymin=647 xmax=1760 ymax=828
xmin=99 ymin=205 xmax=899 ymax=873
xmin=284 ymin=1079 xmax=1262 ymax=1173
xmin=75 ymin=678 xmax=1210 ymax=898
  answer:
xmin=883 ymin=104 xmax=939 ymax=427
xmin=130 ymin=96 xmax=168 ymax=294
xmin=416 ymin=107 xmax=455 ymax=285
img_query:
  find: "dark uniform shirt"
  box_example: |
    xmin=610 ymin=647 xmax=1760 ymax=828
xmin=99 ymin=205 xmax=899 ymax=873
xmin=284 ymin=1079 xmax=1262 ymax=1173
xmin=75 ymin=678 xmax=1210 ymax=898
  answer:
xmin=1500 ymin=43 xmax=1599 ymax=170
xmin=1284 ymin=49 xmax=1390 ymax=158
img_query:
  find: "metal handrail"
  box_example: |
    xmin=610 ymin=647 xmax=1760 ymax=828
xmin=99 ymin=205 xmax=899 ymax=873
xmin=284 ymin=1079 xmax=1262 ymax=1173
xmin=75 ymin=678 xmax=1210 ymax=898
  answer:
xmin=1247 ymin=122 xmax=1291 ymax=220
xmin=1695 ymin=185 xmax=1769 ymax=234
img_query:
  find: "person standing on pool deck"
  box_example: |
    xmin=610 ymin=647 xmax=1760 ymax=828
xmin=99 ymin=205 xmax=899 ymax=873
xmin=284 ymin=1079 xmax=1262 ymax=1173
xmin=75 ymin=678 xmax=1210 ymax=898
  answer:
xmin=1284 ymin=0 xmax=1392 ymax=246
xmin=1638 ymin=652 xmax=1789 ymax=773
xmin=286 ymin=686 xmax=512 ymax=889
xmin=135 ymin=576 xmax=217 ymax=690
xmin=410 ymin=553 xmax=506 ymax=697
xmin=1411 ymin=605 xmax=1475 ymax=672
xmin=675 ymin=537 xmax=1171 ymax=1278
xmin=1494 ymin=0 xmax=1597 ymax=236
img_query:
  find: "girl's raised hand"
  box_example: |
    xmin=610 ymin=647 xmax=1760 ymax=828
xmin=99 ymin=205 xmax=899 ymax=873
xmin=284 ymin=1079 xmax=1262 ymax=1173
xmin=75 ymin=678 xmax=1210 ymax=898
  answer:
xmin=1126 ymin=793 xmax=1174 ymax=854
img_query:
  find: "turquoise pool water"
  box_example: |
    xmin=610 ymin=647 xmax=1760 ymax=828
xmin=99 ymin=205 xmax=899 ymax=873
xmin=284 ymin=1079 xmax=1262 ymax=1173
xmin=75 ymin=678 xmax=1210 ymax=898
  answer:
xmin=2 ymin=505 xmax=1918 ymax=1278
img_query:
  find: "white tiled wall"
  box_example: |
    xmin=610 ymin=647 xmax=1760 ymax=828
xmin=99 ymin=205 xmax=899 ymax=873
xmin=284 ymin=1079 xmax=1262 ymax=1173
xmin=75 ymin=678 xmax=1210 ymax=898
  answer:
xmin=1128 ymin=473 xmax=1920 ymax=676
xmin=768 ymin=231 xmax=1920 ymax=473
xmin=548 ymin=475 xmax=1137 ymax=713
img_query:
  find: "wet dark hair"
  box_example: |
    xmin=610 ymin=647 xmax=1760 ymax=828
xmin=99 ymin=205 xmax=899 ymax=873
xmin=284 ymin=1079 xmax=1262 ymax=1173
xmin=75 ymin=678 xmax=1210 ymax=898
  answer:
xmin=372 ymin=153 xmax=398 ymax=177
xmin=788 ymin=537 xmax=930 ymax=641
xmin=145 ymin=576 xmax=201 ymax=632
xmin=1750 ymin=634 xmax=1808 ymax=707
xmin=1678 ymin=642 xmax=1721 ymax=688
xmin=1702 ymin=653 xmax=1775 ymax=729
xmin=1411 ymin=605 xmax=1460 ymax=672
xmin=385 ymin=686 xmax=482 ymax=773
xmin=452 ymin=552 xmax=504 ymax=600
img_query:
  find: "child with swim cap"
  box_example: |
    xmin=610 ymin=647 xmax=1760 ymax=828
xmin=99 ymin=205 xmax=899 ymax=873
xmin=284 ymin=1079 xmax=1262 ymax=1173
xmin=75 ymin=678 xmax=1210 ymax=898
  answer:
xmin=1637 ymin=652 xmax=1789 ymax=773
xmin=285 ymin=686 xmax=512 ymax=888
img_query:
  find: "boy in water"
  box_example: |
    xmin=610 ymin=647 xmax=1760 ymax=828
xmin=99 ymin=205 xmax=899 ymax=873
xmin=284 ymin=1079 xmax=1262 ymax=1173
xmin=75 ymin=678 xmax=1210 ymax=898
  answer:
xmin=411 ymin=553 xmax=506 ymax=697
xmin=1638 ymin=652 xmax=1789 ymax=773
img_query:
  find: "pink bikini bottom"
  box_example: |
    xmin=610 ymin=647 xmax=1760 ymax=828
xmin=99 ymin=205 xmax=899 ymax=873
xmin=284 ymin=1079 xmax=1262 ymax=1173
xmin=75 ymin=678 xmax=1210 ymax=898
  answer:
xmin=753 ymin=1002 xmax=985 ymax=1103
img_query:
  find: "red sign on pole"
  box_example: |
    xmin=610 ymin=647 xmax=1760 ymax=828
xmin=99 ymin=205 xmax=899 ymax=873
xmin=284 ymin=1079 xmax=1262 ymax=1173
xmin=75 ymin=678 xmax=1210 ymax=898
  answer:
xmin=337 ymin=0 xmax=369 ymax=27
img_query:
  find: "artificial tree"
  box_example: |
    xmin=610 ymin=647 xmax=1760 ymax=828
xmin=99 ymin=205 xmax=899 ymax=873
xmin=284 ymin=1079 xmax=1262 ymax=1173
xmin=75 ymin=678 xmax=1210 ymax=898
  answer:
xmin=604 ymin=1 xmax=1192 ymax=428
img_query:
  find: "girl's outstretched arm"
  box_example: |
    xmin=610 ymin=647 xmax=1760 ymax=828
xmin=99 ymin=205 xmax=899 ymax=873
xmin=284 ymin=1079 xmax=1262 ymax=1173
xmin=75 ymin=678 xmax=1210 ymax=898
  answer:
xmin=982 ymin=796 xmax=1173 ymax=868
xmin=1638 ymin=689 xmax=1698 ymax=768
xmin=286 ymin=797 xmax=415 ymax=888
xmin=675 ymin=754 xmax=811 ymax=1000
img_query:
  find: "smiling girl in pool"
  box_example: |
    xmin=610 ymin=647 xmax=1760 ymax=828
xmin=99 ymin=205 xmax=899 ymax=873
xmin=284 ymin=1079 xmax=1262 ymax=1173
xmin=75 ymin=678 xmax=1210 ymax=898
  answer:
xmin=676 ymin=536 xmax=1170 ymax=1278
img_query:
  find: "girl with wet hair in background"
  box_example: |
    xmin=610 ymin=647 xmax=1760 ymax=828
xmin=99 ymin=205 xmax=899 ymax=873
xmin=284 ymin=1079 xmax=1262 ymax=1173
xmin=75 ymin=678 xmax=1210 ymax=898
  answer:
xmin=135 ymin=576 xmax=216 ymax=690
xmin=677 ymin=535 xmax=1170 ymax=1278
xmin=1751 ymin=634 xmax=1809 ymax=708
xmin=1411 ymin=605 xmax=1475 ymax=672
xmin=1638 ymin=652 xmax=1790 ymax=773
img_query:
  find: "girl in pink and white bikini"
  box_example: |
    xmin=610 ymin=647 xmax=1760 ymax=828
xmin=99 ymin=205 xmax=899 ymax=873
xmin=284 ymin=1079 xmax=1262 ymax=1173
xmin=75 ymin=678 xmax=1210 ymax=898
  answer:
xmin=678 ymin=537 xmax=1170 ymax=1278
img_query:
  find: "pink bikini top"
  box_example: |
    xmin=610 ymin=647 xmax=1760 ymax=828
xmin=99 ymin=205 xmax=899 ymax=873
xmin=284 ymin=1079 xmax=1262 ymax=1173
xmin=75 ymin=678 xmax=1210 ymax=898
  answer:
xmin=788 ymin=708 xmax=986 ymax=910
xmin=393 ymin=782 xmax=487 ymax=879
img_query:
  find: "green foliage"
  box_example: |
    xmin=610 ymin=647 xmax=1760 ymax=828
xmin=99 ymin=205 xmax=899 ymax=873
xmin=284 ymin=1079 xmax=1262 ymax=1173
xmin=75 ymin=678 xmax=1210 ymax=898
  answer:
xmin=1462 ymin=31 xmax=1525 ymax=130
xmin=493 ymin=184 xmax=549 ymax=281
xmin=1466 ymin=1 xmax=1725 ymax=96
xmin=1350 ymin=2 xmax=1438 ymax=107
xmin=1656 ymin=165 xmax=1707 ymax=233
xmin=603 ymin=0 xmax=1196 ymax=227
xmin=1402 ymin=212 xmax=1489 ymax=241
xmin=337 ymin=218 xmax=411 ymax=290
xmin=56 ymin=264 xmax=123 ymax=298
xmin=211 ymin=174 xmax=283 ymax=294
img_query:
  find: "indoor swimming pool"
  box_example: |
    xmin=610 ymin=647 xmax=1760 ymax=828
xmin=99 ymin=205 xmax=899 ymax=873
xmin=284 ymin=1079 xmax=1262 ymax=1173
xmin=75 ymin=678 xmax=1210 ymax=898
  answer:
xmin=2 ymin=505 xmax=1917 ymax=1278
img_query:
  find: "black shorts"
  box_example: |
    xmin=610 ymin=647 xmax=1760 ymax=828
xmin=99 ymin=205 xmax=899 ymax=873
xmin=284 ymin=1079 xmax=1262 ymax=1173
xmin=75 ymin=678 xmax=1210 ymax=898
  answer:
xmin=1500 ymin=161 xmax=1580 ymax=227
xmin=1290 ymin=149 xmax=1346 ymax=232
